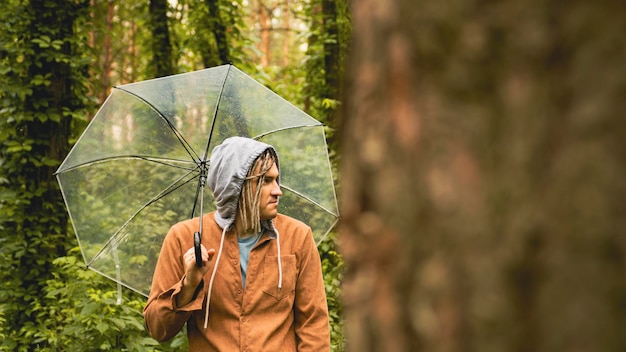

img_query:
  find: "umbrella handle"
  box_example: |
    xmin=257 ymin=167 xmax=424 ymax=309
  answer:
xmin=194 ymin=231 xmax=202 ymax=268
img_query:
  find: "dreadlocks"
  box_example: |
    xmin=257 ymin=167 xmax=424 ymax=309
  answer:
xmin=237 ymin=149 xmax=278 ymax=234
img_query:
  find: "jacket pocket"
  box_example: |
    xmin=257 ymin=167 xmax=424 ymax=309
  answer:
xmin=262 ymin=255 xmax=296 ymax=301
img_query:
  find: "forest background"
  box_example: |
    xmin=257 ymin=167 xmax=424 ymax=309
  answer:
xmin=4 ymin=0 xmax=626 ymax=351
xmin=0 ymin=0 xmax=350 ymax=350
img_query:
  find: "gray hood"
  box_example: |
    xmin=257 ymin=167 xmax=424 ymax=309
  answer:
xmin=207 ymin=136 xmax=279 ymax=231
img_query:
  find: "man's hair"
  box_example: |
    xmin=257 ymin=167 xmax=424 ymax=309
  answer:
xmin=238 ymin=149 xmax=278 ymax=234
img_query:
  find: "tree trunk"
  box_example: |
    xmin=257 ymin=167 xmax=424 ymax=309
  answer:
xmin=206 ymin=0 xmax=230 ymax=65
xmin=0 ymin=0 xmax=88 ymax=347
xmin=100 ymin=0 xmax=114 ymax=104
xmin=257 ymin=0 xmax=271 ymax=67
xmin=149 ymin=0 xmax=174 ymax=77
xmin=282 ymin=0 xmax=290 ymax=67
xmin=320 ymin=0 xmax=344 ymax=150
xmin=321 ymin=0 xmax=338 ymax=94
xmin=340 ymin=0 xmax=626 ymax=351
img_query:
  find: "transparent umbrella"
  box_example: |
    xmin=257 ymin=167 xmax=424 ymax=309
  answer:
xmin=55 ymin=64 xmax=339 ymax=297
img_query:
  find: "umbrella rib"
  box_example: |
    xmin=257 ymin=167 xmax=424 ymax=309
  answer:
xmin=280 ymin=184 xmax=339 ymax=217
xmin=252 ymin=124 xmax=322 ymax=141
xmin=87 ymin=266 xmax=150 ymax=298
xmin=115 ymin=86 xmax=202 ymax=163
xmin=203 ymin=64 xmax=232 ymax=159
xmin=254 ymin=124 xmax=341 ymax=221
xmin=315 ymin=217 xmax=340 ymax=246
xmin=55 ymin=155 xmax=196 ymax=174
xmin=86 ymin=167 xmax=200 ymax=267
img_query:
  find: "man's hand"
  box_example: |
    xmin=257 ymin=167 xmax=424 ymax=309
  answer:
xmin=176 ymin=245 xmax=216 ymax=307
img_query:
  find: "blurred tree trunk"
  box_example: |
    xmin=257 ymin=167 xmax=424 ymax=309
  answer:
xmin=340 ymin=0 xmax=626 ymax=351
xmin=282 ymin=0 xmax=290 ymax=67
xmin=100 ymin=0 xmax=114 ymax=104
xmin=256 ymin=0 xmax=272 ymax=67
xmin=149 ymin=0 xmax=174 ymax=77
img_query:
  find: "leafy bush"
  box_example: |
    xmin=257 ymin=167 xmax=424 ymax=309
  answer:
xmin=31 ymin=248 xmax=187 ymax=351
xmin=320 ymin=232 xmax=345 ymax=351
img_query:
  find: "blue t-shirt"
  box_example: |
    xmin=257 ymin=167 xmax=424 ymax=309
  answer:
xmin=238 ymin=232 xmax=261 ymax=288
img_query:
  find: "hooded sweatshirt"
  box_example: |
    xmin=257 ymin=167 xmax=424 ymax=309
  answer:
xmin=143 ymin=137 xmax=331 ymax=351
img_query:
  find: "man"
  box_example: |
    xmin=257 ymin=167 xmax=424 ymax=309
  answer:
xmin=143 ymin=136 xmax=331 ymax=351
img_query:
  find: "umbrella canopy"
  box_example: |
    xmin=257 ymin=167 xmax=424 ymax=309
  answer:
xmin=56 ymin=64 xmax=339 ymax=297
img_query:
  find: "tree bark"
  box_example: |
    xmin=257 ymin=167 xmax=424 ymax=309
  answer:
xmin=100 ymin=0 xmax=114 ymax=103
xmin=320 ymin=0 xmax=344 ymax=151
xmin=340 ymin=0 xmax=626 ymax=351
xmin=206 ymin=0 xmax=230 ymax=65
xmin=321 ymin=0 xmax=338 ymax=95
xmin=149 ymin=0 xmax=174 ymax=77
xmin=257 ymin=0 xmax=272 ymax=67
xmin=282 ymin=0 xmax=290 ymax=67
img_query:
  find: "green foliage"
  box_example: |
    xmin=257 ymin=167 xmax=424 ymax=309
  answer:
xmin=31 ymin=249 xmax=186 ymax=351
xmin=171 ymin=0 xmax=248 ymax=71
xmin=299 ymin=6 xmax=349 ymax=347
xmin=302 ymin=0 xmax=352 ymax=137
xmin=319 ymin=232 xmax=345 ymax=351
xmin=0 ymin=0 xmax=181 ymax=347
xmin=0 ymin=0 xmax=349 ymax=350
xmin=88 ymin=0 xmax=152 ymax=90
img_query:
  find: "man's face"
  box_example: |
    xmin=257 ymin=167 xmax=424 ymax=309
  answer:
xmin=257 ymin=163 xmax=282 ymax=220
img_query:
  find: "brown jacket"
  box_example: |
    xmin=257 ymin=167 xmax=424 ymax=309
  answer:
xmin=143 ymin=212 xmax=331 ymax=351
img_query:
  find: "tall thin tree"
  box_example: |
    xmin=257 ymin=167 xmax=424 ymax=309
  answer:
xmin=149 ymin=0 xmax=174 ymax=77
xmin=206 ymin=0 xmax=230 ymax=65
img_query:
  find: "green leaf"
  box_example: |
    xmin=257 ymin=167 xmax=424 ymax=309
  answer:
xmin=80 ymin=302 xmax=98 ymax=316
xmin=95 ymin=320 xmax=108 ymax=334
xmin=107 ymin=317 xmax=126 ymax=329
